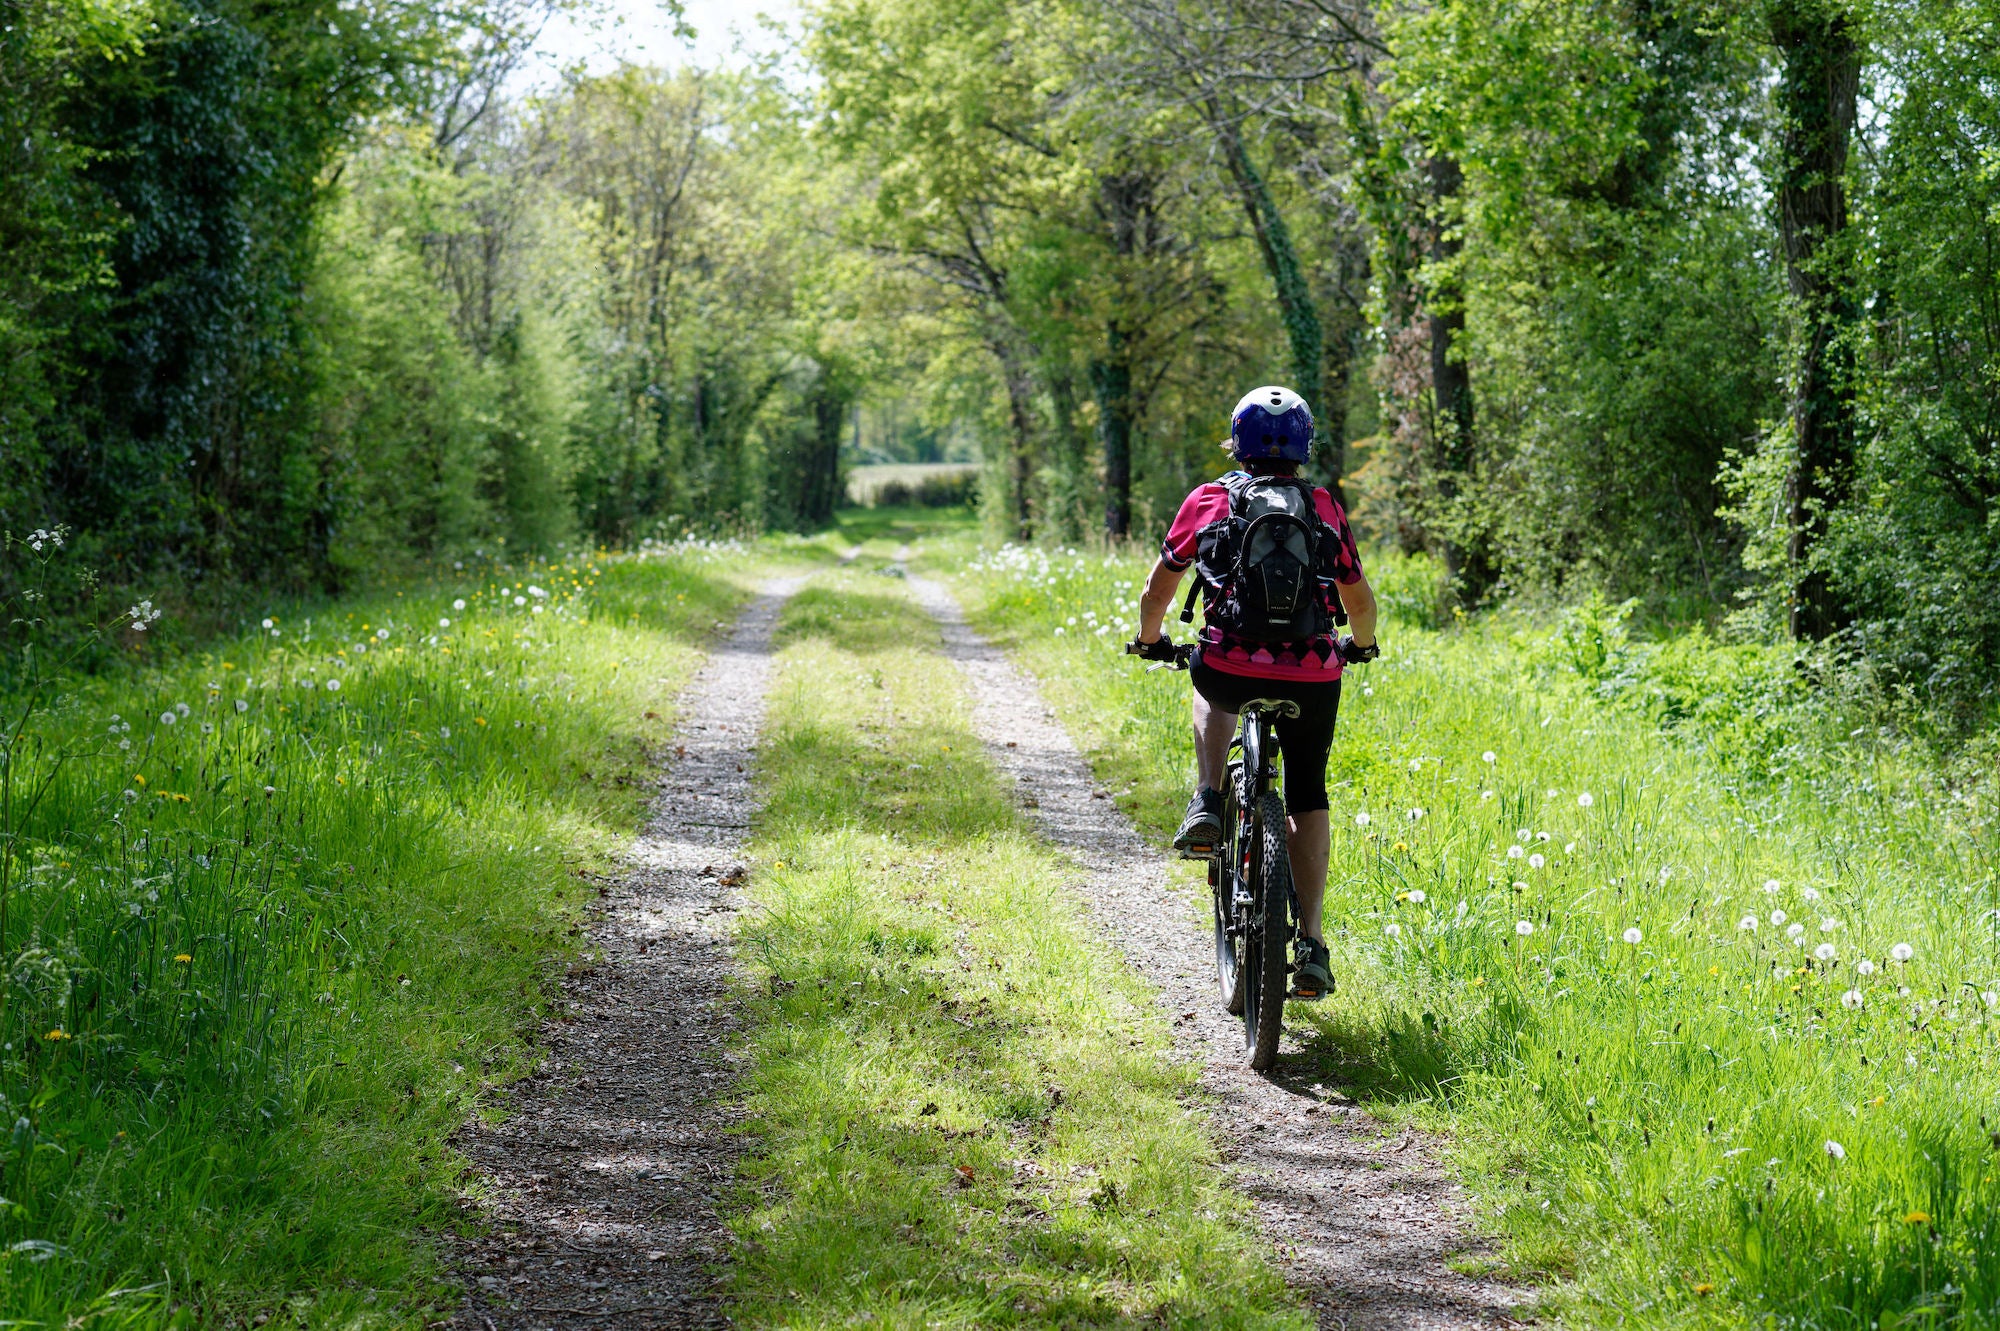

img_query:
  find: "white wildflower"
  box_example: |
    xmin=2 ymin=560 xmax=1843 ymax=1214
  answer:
xmin=1840 ymin=990 xmax=1864 ymax=1010
xmin=1825 ymin=1140 xmax=1846 ymax=1161
xmin=1623 ymin=927 xmax=1643 ymax=945
xmin=1738 ymin=915 xmax=1758 ymax=932
xmin=1482 ymin=751 xmax=1497 ymax=764
xmin=1813 ymin=943 xmax=1837 ymax=962
xmin=1516 ymin=920 xmax=1535 ymax=937
xmin=1577 ymin=792 xmax=1594 ymax=808
xmin=1770 ymin=909 xmax=1787 ymax=927
xmin=1384 ymin=922 xmax=1402 ymax=938
xmin=1856 ymin=958 xmax=1877 ymax=976
xmin=1891 ymin=943 xmax=1914 ymax=962
xmin=1528 ymin=853 xmax=1546 ymax=869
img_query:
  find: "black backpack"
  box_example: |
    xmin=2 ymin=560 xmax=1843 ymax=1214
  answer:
xmin=1181 ymin=474 xmax=1345 ymax=643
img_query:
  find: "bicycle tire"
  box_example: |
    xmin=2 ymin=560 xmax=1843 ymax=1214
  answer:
xmin=1243 ymin=790 xmax=1292 ymax=1070
xmin=1215 ymin=771 xmax=1245 ymax=1015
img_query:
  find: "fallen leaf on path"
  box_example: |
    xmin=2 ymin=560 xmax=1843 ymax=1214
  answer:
xmin=953 ymin=1165 xmax=976 ymax=1188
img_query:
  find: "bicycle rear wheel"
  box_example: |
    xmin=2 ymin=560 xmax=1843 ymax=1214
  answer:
xmin=1241 ymin=791 xmax=1292 ymax=1070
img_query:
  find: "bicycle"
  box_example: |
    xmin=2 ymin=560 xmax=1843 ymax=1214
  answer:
xmin=1127 ymin=638 xmax=1298 ymax=1070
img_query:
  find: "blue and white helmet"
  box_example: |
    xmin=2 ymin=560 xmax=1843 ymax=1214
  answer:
xmin=1229 ymin=385 xmax=1313 ymax=462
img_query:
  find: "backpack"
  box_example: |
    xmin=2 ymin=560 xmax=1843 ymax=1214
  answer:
xmin=1180 ymin=474 xmax=1345 ymax=643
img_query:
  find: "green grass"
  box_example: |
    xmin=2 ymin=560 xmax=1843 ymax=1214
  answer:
xmin=940 ymin=535 xmax=2000 ymax=1329
xmin=0 ymin=539 xmax=825 ymax=1326
xmin=727 ymin=565 xmax=1307 ymax=1329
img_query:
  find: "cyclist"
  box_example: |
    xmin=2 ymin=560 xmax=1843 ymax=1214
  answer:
xmin=1128 ymin=385 xmax=1378 ymax=1000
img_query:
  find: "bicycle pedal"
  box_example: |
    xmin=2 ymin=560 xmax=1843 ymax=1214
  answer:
xmin=1287 ymin=984 xmax=1330 ymax=1002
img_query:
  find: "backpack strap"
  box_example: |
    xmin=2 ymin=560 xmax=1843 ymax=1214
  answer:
xmin=1179 ymin=579 xmax=1200 ymax=624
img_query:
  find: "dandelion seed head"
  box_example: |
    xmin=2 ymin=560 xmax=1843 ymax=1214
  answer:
xmin=1482 ymin=751 xmax=1497 ymax=764
xmin=1801 ymin=886 xmax=1820 ymax=902
xmin=1738 ymin=915 xmax=1758 ymax=932
xmin=174 ymin=702 xmax=189 ymax=717
xmin=1841 ymin=989 xmax=1864 ymax=1009
xmin=1770 ymin=909 xmax=1787 ymax=927
xmin=1507 ymin=844 xmax=1525 ymax=859
xmin=1480 ymin=790 xmax=1494 ymax=801
xmin=1825 ymin=1140 xmax=1846 ymax=1160
xmin=1891 ymin=943 xmax=1914 ymax=962
xmin=375 ymin=628 xmax=390 ymax=640
xmin=1787 ymin=922 xmax=1806 ymax=941
xmin=1516 ymin=920 xmax=1535 ymax=937
xmin=1384 ymin=922 xmax=1401 ymax=938
xmin=325 ymin=679 xmax=340 ymax=692
xmin=235 ymin=700 xmax=248 ymax=713
xmin=438 ymin=618 xmax=451 ymax=628
xmin=1623 ymin=927 xmax=1643 ymax=945
xmin=1856 ymin=958 xmax=1877 ymax=975
xmin=1764 ymin=879 xmax=1781 ymax=893
xmin=261 ymin=618 xmax=273 ymax=629
xmin=1577 ymin=792 xmax=1594 ymax=808
xmin=1408 ymin=889 xmax=1427 ymax=904
xmin=1354 ymin=812 xmax=1371 ymax=827
xmin=159 ymin=712 xmax=175 ymax=726
xmin=452 ymin=599 xmax=466 ymax=611
xmin=1528 ymin=853 xmax=1546 ymax=869
xmin=1814 ymin=943 xmax=1837 ymax=961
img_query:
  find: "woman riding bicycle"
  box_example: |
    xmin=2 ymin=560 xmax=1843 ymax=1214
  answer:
xmin=1128 ymin=385 xmax=1379 ymax=1000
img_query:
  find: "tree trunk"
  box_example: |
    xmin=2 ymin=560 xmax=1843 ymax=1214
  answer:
xmin=1424 ymin=154 xmax=1488 ymax=603
xmin=796 ymin=381 xmax=847 ymax=528
xmin=1769 ymin=0 xmax=1860 ymax=640
xmin=1092 ymin=344 xmax=1134 ymax=539
xmin=1213 ymin=108 xmax=1329 ymax=479
xmin=991 ymin=335 xmax=1037 ymax=540
xmin=1048 ymin=369 xmax=1090 ymax=542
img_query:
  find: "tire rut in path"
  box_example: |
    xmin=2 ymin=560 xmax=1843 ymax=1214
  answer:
xmin=451 ymin=578 xmax=804 ymax=1330
xmin=905 ymin=574 xmax=1526 ymax=1331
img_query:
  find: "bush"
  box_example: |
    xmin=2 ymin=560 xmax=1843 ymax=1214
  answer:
xmin=873 ymin=471 xmax=978 ymax=509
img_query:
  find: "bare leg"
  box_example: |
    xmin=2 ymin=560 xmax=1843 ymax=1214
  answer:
xmin=1288 ymin=810 xmax=1330 ymax=940
xmin=1192 ymin=690 xmax=1237 ymax=792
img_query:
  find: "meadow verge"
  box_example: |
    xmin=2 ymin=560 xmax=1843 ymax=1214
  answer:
xmin=726 ymin=566 xmax=1307 ymax=1328
xmin=941 ymin=534 xmax=2000 ymax=1330
xmin=0 ymin=541 xmax=823 ymax=1325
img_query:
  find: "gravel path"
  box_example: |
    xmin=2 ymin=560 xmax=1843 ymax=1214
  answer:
xmin=905 ymin=574 xmax=1526 ymax=1330
xmin=450 ymin=578 xmax=804 ymax=1330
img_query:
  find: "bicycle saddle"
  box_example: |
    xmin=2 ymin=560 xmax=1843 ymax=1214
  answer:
xmin=1240 ymin=698 xmax=1302 ymax=719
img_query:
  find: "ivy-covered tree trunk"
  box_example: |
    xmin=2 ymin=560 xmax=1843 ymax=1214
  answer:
xmin=990 ymin=333 xmax=1038 ymax=540
xmin=1769 ymin=0 xmax=1860 ymax=641
xmin=1213 ymin=110 xmax=1328 ymax=481
xmin=1092 ymin=341 xmax=1134 ymax=539
xmin=1424 ymin=154 xmax=1489 ymax=604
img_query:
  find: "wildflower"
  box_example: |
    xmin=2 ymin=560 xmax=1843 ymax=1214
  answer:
xmin=262 ymin=618 xmax=274 ymax=629
xmin=474 ymin=717 xmax=486 ymax=726
xmin=200 ymin=723 xmax=212 ymax=735
xmin=1408 ymin=757 xmax=1422 ymax=772
xmin=1408 ymin=889 xmax=1427 ymax=905
xmin=159 ymin=711 xmax=175 ymax=726
xmin=375 ymin=628 xmax=390 ymax=640
xmin=121 ymin=789 xmax=137 ymax=803
xmin=1764 ymin=879 xmax=1781 ymax=893
xmin=1984 ymin=991 xmax=1997 ymax=1009
xmin=1659 ymin=866 xmax=1672 ymax=884
xmin=1694 ymin=1284 xmax=1714 ymax=1297
xmin=1738 ymin=915 xmax=1758 ymax=932
xmin=235 ymin=700 xmax=248 ymax=713
xmin=531 ymin=605 xmax=544 ymax=614
xmin=1891 ymin=943 xmax=1914 ymax=962
xmin=1354 ymin=812 xmax=1371 ymax=827
xmin=128 ymin=600 xmax=161 ymax=631
xmin=1825 ymin=1140 xmax=1846 ymax=1161
xmin=118 ymin=738 xmax=130 ymax=750
xmin=438 ymin=618 xmax=451 ymax=629
xmin=1516 ymin=920 xmax=1535 ymax=937
xmin=1482 ymin=751 xmax=1497 ymax=764
xmin=1507 ymin=845 xmax=1525 ymax=860
xmin=326 ymin=679 xmax=341 ymax=692
xmin=173 ymin=954 xmax=192 ymax=964
xmin=1407 ymin=807 xmax=1425 ymax=821
xmin=1787 ymin=923 xmax=1806 ymax=942
xmin=1857 ymin=958 xmax=1877 ymax=975
xmin=513 ymin=595 xmax=527 ymax=607
xmin=1480 ymin=790 xmax=1494 ymax=801
xmin=1802 ymin=887 xmax=1820 ymax=902
xmin=1813 ymin=943 xmax=1837 ymax=962
xmin=263 ymin=786 xmax=275 ymax=796
xmin=1770 ymin=909 xmax=1787 ymax=927
xmin=1384 ymin=922 xmax=1402 ymax=938
xmin=439 ymin=727 xmax=451 ymax=739
xmin=1577 ymin=792 xmax=1594 ymax=808
xmin=1529 ymin=853 xmax=1546 ymax=870
xmin=1512 ymin=881 xmax=1528 ymax=892
xmin=175 ymin=702 xmax=189 ymax=717
xmin=453 ymin=599 xmax=466 ymax=611
xmin=1905 ymin=1211 xmax=1931 ymax=1226
xmin=1623 ymin=927 xmax=1644 ymax=945
xmin=43 ymin=1029 xmax=68 ymax=1042
xmin=1820 ymin=918 xmax=1839 ymax=932
xmin=1840 ymin=989 xmax=1864 ymax=1010
xmin=1393 ymin=840 xmax=1409 ymax=852
xmin=1516 ymin=828 xmax=1531 ymax=841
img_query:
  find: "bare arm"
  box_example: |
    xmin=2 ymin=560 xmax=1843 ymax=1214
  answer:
xmin=1338 ymin=573 xmax=1378 ymax=648
xmin=1136 ymin=557 xmax=1185 ymax=643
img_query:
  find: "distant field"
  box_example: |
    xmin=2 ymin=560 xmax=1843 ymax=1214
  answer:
xmin=845 ymin=462 xmax=979 ymax=507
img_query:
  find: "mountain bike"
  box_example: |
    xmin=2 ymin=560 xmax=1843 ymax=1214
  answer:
xmin=1127 ymin=639 xmax=1296 ymax=1070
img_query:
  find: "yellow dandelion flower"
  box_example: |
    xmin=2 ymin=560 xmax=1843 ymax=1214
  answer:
xmin=474 ymin=717 xmax=487 ymax=726
xmin=1693 ymin=1284 xmax=1714 ymax=1296
xmin=1394 ymin=841 xmax=1409 ymax=852
xmin=174 ymin=954 xmax=192 ymax=964
xmin=1905 ymin=1211 xmax=1932 ymax=1225
xmin=133 ymin=774 xmax=146 ymax=787
xmin=44 ymin=1028 xmax=68 ymax=1041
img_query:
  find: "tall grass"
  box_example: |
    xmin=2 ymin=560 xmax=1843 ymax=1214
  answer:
xmin=0 ymin=540 xmax=770 ymax=1324
xmin=728 ymin=569 xmax=1306 ymax=1328
xmin=946 ymin=537 xmax=2000 ymax=1329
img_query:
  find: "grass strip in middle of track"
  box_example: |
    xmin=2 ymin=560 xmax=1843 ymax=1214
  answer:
xmin=727 ymin=571 xmax=1306 ymax=1329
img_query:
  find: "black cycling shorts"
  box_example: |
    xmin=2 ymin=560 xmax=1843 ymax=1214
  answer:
xmin=1190 ymin=661 xmax=1341 ymax=816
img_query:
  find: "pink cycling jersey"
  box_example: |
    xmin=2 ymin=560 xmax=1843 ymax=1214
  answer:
xmin=1159 ymin=473 xmax=1365 ymax=682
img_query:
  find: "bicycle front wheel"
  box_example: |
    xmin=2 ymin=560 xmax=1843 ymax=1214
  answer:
xmin=1242 ymin=790 xmax=1292 ymax=1071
